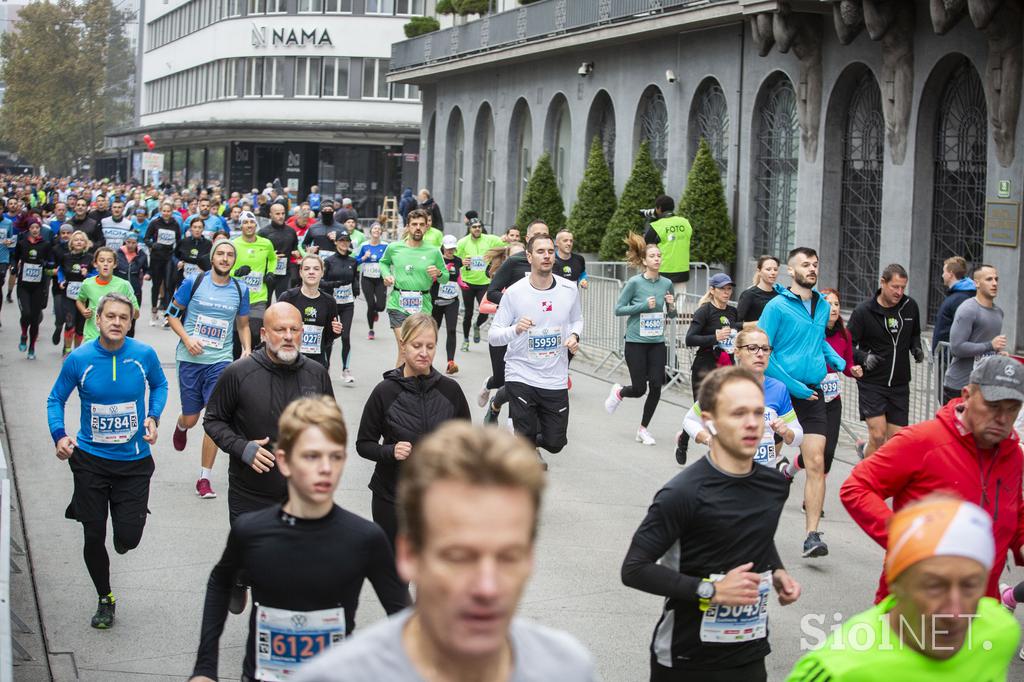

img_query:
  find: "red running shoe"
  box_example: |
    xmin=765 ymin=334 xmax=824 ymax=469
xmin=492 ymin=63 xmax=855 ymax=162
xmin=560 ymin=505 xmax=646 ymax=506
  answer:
xmin=195 ymin=478 xmax=217 ymax=499
xmin=172 ymin=426 xmax=188 ymax=452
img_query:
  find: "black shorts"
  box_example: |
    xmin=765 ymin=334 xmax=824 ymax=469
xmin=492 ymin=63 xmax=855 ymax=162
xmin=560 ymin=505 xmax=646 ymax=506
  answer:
xmin=791 ymin=388 xmax=828 ymax=436
xmin=857 ymin=381 xmax=910 ymax=426
xmin=65 ymin=447 xmax=154 ymax=526
xmin=506 ymin=381 xmax=570 ymax=454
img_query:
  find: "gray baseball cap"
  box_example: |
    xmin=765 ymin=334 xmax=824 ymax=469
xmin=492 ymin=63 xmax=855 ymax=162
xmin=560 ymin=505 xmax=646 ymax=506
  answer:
xmin=969 ymin=355 xmax=1024 ymax=403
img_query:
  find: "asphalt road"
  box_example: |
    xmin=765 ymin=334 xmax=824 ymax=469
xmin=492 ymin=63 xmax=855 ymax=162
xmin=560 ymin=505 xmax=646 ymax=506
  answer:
xmin=2 ymin=284 xmax=1022 ymax=681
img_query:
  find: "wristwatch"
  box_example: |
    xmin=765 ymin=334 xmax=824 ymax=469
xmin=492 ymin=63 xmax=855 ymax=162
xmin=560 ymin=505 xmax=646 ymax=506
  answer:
xmin=697 ymin=578 xmax=715 ymax=611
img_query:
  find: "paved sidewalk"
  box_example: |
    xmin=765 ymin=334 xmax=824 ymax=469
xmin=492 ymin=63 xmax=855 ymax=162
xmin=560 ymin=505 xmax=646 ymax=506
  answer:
xmin=1 ymin=288 xmax=1022 ymax=681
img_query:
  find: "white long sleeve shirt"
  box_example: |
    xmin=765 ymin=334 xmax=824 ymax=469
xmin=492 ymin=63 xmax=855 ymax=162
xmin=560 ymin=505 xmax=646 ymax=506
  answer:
xmin=489 ymin=275 xmax=584 ymax=390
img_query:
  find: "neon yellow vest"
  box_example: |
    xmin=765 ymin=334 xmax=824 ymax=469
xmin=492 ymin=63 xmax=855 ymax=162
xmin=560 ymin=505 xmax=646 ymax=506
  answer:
xmin=651 ymin=215 xmax=692 ymax=274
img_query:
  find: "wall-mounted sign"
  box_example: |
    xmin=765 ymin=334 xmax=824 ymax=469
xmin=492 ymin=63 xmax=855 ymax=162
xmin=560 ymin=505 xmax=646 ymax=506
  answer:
xmin=141 ymin=152 xmax=165 ymax=171
xmin=251 ymin=23 xmax=333 ymax=48
xmin=998 ymin=180 xmax=1012 ymax=198
xmin=984 ymin=200 xmax=1020 ymax=247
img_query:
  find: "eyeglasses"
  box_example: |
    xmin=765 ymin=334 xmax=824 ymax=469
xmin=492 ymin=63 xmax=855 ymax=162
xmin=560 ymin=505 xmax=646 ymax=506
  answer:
xmin=740 ymin=344 xmax=773 ymax=354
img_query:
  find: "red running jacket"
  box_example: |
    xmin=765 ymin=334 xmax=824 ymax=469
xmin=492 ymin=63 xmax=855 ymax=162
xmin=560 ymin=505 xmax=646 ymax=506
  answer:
xmin=840 ymin=398 xmax=1024 ymax=602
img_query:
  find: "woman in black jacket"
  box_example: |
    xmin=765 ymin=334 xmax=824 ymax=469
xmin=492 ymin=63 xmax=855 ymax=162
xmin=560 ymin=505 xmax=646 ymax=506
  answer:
xmin=356 ymin=313 xmax=471 ymax=550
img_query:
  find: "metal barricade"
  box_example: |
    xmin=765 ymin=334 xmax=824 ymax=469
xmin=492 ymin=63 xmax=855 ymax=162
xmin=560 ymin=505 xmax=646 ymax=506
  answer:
xmin=577 ymin=276 xmax=627 ymax=375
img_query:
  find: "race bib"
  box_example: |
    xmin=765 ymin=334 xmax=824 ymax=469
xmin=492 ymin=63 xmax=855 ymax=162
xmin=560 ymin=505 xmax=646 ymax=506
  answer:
xmin=399 ymin=291 xmax=423 ymax=314
xmin=717 ymin=328 xmax=737 ymax=354
xmin=274 ymin=255 xmax=288 ymax=276
xmin=438 ymin=282 xmax=459 ymax=300
xmin=255 ymin=604 xmax=345 ymax=682
xmin=90 ymin=401 xmax=139 ymax=445
xmin=754 ymin=439 xmax=776 ymax=467
xmin=822 ymin=372 xmax=841 ymax=403
xmin=21 ymin=263 xmax=42 ymax=283
xmin=183 ymin=263 xmax=201 ymax=279
xmin=243 ymin=271 xmax=264 ymax=293
xmin=361 ymin=262 xmax=380 ymax=278
xmin=700 ymin=571 xmax=771 ymax=643
xmin=639 ymin=312 xmax=664 ymax=338
xmin=300 ymin=324 xmax=323 ymax=355
xmin=157 ymin=229 xmax=176 ymax=246
xmin=65 ymin=281 xmax=82 ymax=299
xmin=528 ymin=327 xmax=562 ymax=359
xmin=193 ymin=314 xmax=230 ymax=350
xmin=469 ymin=255 xmax=486 ymax=271
xmin=333 ymin=285 xmax=354 ymax=305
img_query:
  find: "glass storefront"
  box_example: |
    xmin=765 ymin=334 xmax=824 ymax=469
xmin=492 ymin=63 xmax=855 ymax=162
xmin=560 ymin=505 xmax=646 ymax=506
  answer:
xmin=207 ymin=146 xmax=226 ymax=190
xmin=188 ymin=147 xmax=206 ymax=187
xmin=318 ymin=144 xmax=401 ymax=219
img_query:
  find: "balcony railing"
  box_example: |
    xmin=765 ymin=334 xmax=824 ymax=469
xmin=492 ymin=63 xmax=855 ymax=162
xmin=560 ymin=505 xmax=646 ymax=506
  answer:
xmin=390 ymin=0 xmax=731 ymax=71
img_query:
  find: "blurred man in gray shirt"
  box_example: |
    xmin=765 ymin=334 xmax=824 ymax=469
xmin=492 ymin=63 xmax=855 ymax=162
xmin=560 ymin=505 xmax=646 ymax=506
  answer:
xmin=943 ymin=264 xmax=1006 ymax=403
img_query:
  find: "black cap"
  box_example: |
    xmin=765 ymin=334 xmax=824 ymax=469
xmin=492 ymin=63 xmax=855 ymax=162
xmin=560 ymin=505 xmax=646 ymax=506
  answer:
xmin=465 ymin=210 xmax=478 ymax=220
xmin=335 ymin=230 xmax=351 ymax=241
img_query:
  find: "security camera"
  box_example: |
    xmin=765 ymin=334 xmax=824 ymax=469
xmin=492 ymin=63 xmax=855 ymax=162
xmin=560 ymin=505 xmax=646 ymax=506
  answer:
xmin=577 ymin=62 xmax=594 ymax=77
xmin=665 ymin=69 xmax=677 ymax=84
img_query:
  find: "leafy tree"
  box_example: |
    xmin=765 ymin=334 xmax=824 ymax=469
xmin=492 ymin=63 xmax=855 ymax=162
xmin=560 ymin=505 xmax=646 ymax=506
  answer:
xmin=679 ymin=138 xmax=736 ymax=265
xmin=566 ymin=136 xmax=616 ymax=253
xmin=599 ymin=140 xmax=664 ymax=260
xmin=435 ymin=0 xmax=456 ymax=13
xmin=0 ymin=0 xmax=135 ymax=174
xmin=404 ymin=16 xmax=441 ymax=37
xmin=454 ymin=0 xmax=493 ymax=13
xmin=515 ymin=152 xmax=566 ymax=232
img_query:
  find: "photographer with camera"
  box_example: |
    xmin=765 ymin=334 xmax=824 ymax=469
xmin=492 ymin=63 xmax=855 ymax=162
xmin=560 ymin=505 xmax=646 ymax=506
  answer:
xmin=643 ymin=195 xmax=693 ymax=297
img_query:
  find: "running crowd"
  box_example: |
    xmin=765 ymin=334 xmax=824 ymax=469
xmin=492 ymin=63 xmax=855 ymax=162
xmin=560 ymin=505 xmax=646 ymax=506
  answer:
xmin=9 ymin=173 xmax=1019 ymax=681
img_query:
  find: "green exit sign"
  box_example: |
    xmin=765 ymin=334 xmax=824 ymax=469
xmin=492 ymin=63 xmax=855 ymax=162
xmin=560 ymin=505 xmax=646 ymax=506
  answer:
xmin=998 ymin=180 xmax=1011 ymax=198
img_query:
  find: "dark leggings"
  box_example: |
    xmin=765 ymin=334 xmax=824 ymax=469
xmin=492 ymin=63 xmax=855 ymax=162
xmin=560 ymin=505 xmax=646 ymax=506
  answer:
xmin=17 ymin=283 xmax=45 ymax=345
xmin=461 ymin=284 xmax=489 ymax=339
xmin=620 ymin=342 xmax=667 ymax=428
xmin=486 ymin=343 xmax=507 ymax=390
xmin=371 ymin=493 xmax=398 ymax=554
xmin=148 ymin=255 xmax=172 ymax=310
xmin=337 ymin=303 xmax=354 ymax=369
xmin=63 ymin=294 xmax=86 ymax=335
xmin=679 ymin=361 xmax=716 ymax=457
xmin=82 ymin=520 xmax=144 ymax=596
xmin=431 ymin=300 xmax=459 ymax=362
xmin=798 ymin=396 xmax=841 ymax=474
xmin=362 ymin=276 xmax=387 ymax=330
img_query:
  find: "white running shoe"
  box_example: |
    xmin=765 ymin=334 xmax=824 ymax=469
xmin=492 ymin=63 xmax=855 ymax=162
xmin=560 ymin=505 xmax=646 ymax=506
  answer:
xmin=342 ymin=369 xmax=355 ymax=385
xmin=636 ymin=427 xmax=656 ymax=446
xmin=604 ymin=384 xmax=623 ymax=414
xmin=477 ymin=382 xmax=491 ymax=408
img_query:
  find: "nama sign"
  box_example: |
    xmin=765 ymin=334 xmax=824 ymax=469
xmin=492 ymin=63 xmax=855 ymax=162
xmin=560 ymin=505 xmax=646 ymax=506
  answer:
xmin=251 ymin=24 xmax=333 ymax=47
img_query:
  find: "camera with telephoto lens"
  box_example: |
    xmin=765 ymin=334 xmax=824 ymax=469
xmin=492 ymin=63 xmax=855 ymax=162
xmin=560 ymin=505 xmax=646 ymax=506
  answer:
xmin=639 ymin=208 xmax=657 ymax=219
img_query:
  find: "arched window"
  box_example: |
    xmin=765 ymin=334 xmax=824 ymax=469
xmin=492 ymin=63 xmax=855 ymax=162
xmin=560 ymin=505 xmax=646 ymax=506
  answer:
xmin=837 ymin=71 xmax=885 ymax=304
xmin=928 ymin=59 xmax=987 ymax=319
xmin=753 ymin=75 xmax=799 ymax=258
xmin=425 ymin=113 xmax=435 ymax=191
xmin=475 ymin=104 xmax=496 ymax=226
xmin=690 ymin=78 xmax=729 ymax=183
xmin=585 ymin=90 xmax=616 ymax=180
xmin=550 ymin=98 xmax=572 ymax=197
xmin=447 ymin=108 xmax=464 ymax=222
xmin=637 ymin=86 xmax=669 ymax=181
xmin=509 ymin=99 xmax=532 ymax=213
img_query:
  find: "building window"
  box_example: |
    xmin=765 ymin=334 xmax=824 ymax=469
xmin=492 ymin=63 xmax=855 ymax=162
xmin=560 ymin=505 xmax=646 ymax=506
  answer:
xmin=264 ymin=57 xmax=285 ymax=96
xmin=550 ymin=99 xmax=571 ymax=198
xmin=249 ymin=0 xmax=266 ymax=13
xmin=366 ymin=0 xmax=396 ymax=14
xmin=838 ymin=71 xmax=885 ymax=306
xmin=512 ymin=104 xmax=533 ymax=211
xmin=245 ymin=58 xmax=264 ymax=96
xmin=691 ymin=78 xmax=729 ymax=184
xmin=753 ymin=76 xmax=799 ymax=259
xmin=928 ymin=59 xmax=987 ymax=319
xmin=362 ymin=59 xmax=390 ymax=99
xmin=449 ymin=111 xmax=465 ymax=221
xmin=225 ymin=0 xmax=243 ymax=17
xmin=295 ymin=57 xmax=323 ymax=97
xmin=325 ymin=0 xmax=353 ymax=12
xmin=267 ymin=0 xmax=287 ymax=13
xmin=396 ymin=0 xmax=425 ymax=15
xmin=392 ymin=83 xmax=420 ymax=101
xmin=322 ymin=57 xmax=350 ymax=97
xmin=637 ymin=87 xmax=669 ymax=182
xmin=298 ymin=0 xmax=323 ymax=12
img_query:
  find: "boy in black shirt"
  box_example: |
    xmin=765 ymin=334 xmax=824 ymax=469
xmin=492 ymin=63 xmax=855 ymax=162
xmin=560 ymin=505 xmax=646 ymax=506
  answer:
xmin=622 ymin=366 xmax=800 ymax=682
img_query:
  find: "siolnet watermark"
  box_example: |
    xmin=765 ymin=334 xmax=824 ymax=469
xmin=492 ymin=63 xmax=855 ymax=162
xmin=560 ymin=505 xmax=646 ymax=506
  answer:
xmin=800 ymin=612 xmax=996 ymax=653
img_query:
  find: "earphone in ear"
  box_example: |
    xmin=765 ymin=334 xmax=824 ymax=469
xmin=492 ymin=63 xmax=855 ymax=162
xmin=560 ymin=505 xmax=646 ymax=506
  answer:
xmin=705 ymin=421 xmax=717 ymax=436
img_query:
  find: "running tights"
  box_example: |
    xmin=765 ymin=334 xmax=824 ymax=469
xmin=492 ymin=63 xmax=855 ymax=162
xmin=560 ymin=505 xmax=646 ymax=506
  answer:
xmin=17 ymin=284 xmax=45 ymax=347
xmin=620 ymin=342 xmax=667 ymax=428
xmin=148 ymin=256 xmax=172 ymax=310
xmin=461 ymin=284 xmax=489 ymax=339
xmin=371 ymin=493 xmax=398 ymax=554
xmin=337 ymin=303 xmax=354 ymax=369
xmin=431 ymin=301 xmax=459 ymax=362
xmin=82 ymin=520 xmax=144 ymax=596
xmin=362 ymin=276 xmax=387 ymax=331
xmin=486 ymin=344 xmax=507 ymax=390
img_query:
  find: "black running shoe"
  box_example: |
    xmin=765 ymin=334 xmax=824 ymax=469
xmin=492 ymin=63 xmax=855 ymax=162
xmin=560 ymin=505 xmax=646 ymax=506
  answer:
xmin=802 ymin=531 xmax=829 ymax=558
xmin=674 ymin=432 xmax=687 ymax=466
xmin=91 ymin=594 xmax=116 ymax=629
xmin=52 ymin=327 xmax=61 ymax=345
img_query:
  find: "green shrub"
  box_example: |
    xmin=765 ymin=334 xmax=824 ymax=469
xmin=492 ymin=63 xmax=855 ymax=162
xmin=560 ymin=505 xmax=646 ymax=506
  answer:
xmin=679 ymin=138 xmax=735 ymax=265
xmin=403 ymin=15 xmax=440 ymax=38
xmin=599 ymin=140 xmax=664 ymax=260
xmin=566 ymin=136 xmax=616 ymax=253
xmin=515 ymin=152 xmax=566 ymax=232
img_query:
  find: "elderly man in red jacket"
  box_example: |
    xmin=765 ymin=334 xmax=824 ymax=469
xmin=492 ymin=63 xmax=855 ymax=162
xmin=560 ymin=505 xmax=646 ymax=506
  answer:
xmin=841 ymin=354 xmax=1024 ymax=603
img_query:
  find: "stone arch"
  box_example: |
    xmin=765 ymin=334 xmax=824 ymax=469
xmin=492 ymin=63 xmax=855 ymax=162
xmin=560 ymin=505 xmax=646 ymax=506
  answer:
xmin=751 ymin=71 xmax=800 ymax=259
xmin=584 ymin=90 xmax=616 ymax=181
xmin=688 ymin=76 xmax=729 ymax=184
xmin=634 ymin=84 xmax=670 ymax=182
xmin=473 ymin=102 xmax=496 ymax=226
xmin=446 ymin=106 xmax=465 ymax=223
xmin=914 ymin=54 xmax=988 ymax=320
xmin=544 ymin=93 xmax=572 ymax=199
xmin=507 ymin=98 xmax=533 ymax=218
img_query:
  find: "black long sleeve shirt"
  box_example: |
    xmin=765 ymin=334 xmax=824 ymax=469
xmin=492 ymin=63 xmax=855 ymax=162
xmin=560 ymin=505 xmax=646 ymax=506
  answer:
xmin=192 ymin=504 xmax=410 ymax=680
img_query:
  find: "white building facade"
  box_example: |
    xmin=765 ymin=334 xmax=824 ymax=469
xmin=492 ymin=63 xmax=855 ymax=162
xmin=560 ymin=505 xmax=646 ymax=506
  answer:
xmin=131 ymin=0 xmax=428 ymax=214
